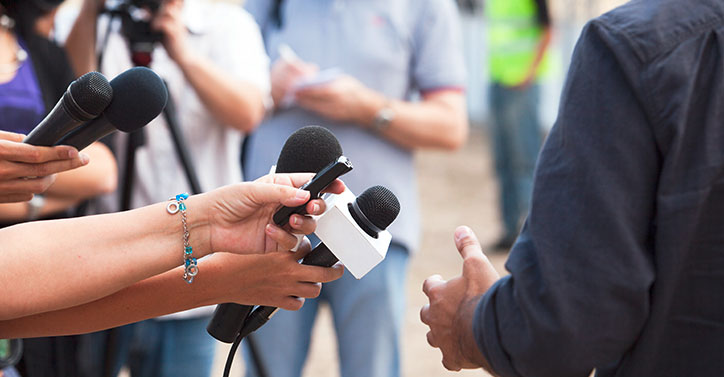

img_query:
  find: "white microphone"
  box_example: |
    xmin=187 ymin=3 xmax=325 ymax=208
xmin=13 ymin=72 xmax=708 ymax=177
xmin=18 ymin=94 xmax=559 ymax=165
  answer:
xmin=314 ymin=187 xmax=397 ymax=278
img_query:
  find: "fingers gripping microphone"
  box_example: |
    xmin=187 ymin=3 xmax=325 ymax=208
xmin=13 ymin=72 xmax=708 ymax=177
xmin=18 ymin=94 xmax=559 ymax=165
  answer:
xmin=56 ymin=67 xmax=168 ymax=151
xmin=272 ymin=126 xmax=353 ymax=226
xmin=24 ymin=71 xmax=113 ymax=146
xmin=236 ymin=185 xmax=401 ymax=339
xmin=207 ymin=125 xmax=352 ymax=344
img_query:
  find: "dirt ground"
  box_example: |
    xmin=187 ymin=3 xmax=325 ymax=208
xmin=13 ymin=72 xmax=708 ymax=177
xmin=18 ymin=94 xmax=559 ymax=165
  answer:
xmin=211 ymin=127 xmax=508 ymax=377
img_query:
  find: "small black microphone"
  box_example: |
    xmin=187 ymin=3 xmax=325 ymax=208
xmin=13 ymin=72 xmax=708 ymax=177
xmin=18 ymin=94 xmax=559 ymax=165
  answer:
xmin=24 ymin=71 xmax=112 ymax=146
xmin=56 ymin=67 xmax=168 ymax=151
xmin=207 ymin=125 xmax=349 ymax=344
xmin=236 ymin=186 xmax=400 ymax=339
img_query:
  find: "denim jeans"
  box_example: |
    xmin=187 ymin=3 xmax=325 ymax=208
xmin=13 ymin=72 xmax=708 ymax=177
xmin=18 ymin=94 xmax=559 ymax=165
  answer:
xmin=489 ymin=82 xmax=543 ymax=238
xmin=78 ymin=316 xmax=216 ymax=377
xmin=242 ymin=243 xmax=409 ymax=377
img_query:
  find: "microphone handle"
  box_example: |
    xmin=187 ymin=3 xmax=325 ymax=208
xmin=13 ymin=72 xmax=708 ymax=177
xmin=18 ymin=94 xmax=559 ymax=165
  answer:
xmin=24 ymin=99 xmax=84 ymax=146
xmin=236 ymin=243 xmax=339 ymax=339
xmin=55 ymin=114 xmax=115 ymax=151
xmin=207 ymin=303 xmax=254 ymax=343
xmin=300 ymin=242 xmax=339 ymax=267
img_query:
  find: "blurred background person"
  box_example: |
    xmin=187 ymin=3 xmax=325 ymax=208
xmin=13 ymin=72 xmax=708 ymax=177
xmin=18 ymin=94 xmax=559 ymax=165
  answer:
xmin=0 ymin=0 xmax=117 ymax=376
xmin=64 ymin=0 xmax=270 ymax=375
xmin=240 ymin=1 xmax=468 ymax=377
xmin=485 ymin=0 xmax=551 ymax=251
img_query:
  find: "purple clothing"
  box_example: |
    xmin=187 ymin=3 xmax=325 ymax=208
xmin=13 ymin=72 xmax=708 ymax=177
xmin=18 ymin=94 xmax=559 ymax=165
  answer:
xmin=0 ymin=41 xmax=46 ymax=135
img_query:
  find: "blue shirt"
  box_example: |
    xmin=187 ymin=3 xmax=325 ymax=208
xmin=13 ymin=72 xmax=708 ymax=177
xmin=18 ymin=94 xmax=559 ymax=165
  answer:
xmin=475 ymin=0 xmax=724 ymax=376
xmin=244 ymin=0 xmax=466 ymax=251
xmin=0 ymin=40 xmax=45 ymax=135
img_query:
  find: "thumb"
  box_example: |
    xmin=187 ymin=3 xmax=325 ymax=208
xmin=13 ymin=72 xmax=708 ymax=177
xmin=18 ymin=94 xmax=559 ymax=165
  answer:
xmin=454 ymin=226 xmax=484 ymax=260
xmin=245 ymin=182 xmax=310 ymax=207
xmin=455 ymin=226 xmax=500 ymax=292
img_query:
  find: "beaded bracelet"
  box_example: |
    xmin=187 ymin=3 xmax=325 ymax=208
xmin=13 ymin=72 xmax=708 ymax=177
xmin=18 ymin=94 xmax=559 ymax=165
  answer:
xmin=167 ymin=193 xmax=197 ymax=284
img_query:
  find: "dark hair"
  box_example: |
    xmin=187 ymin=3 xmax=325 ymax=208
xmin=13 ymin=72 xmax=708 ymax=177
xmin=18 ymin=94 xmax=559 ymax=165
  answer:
xmin=0 ymin=0 xmax=64 ymax=39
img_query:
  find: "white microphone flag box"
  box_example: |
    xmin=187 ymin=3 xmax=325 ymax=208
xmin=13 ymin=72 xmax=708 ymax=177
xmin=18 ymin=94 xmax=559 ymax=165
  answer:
xmin=316 ymin=189 xmax=391 ymax=279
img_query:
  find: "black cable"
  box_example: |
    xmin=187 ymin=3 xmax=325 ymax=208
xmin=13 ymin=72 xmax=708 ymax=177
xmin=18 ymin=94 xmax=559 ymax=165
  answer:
xmin=222 ymin=332 xmax=242 ymax=377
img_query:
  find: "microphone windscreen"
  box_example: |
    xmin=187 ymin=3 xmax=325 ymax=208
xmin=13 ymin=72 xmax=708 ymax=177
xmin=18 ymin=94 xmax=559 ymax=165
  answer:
xmin=105 ymin=67 xmax=168 ymax=132
xmin=69 ymin=71 xmax=113 ymax=117
xmin=356 ymin=185 xmax=400 ymax=231
xmin=276 ymin=125 xmax=343 ymax=173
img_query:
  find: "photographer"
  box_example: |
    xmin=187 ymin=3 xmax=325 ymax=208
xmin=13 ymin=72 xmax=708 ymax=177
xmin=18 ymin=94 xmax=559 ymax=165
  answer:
xmin=64 ymin=0 xmax=271 ymax=375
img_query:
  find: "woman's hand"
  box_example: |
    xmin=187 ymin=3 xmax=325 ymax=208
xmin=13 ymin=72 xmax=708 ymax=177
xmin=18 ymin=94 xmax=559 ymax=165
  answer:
xmin=204 ymin=238 xmax=345 ymax=310
xmin=203 ymin=173 xmax=345 ymax=255
xmin=0 ymin=131 xmax=89 ymax=203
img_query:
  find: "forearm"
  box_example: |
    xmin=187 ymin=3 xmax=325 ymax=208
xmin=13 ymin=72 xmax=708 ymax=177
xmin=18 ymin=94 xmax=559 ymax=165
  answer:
xmin=65 ymin=0 xmax=101 ymax=75
xmin=354 ymin=89 xmax=468 ymax=150
xmin=523 ymin=27 xmax=552 ymax=85
xmin=177 ymin=55 xmax=266 ymax=132
xmin=0 ymin=194 xmax=211 ymax=320
xmin=43 ymin=142 xmax=117 ymax=199
xmin=0 ymin=250 xmax=336 ymax=338
xmin=0 ymin=265 xmax=205 ymax=338
xmin=0 ymin=196 xmax=80 ymax=221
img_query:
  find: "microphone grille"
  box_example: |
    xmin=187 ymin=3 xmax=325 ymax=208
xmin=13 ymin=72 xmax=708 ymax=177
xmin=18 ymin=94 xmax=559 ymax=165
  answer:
xmin=276 ymin=126 xmax=343 ymax=173
xmin=104 ymin=67 xmax=168 ymax=133
xmin=356 ymin=186 xmax=400 ymax=231
xmin=69 ymin=71 xmax=113 ymax=117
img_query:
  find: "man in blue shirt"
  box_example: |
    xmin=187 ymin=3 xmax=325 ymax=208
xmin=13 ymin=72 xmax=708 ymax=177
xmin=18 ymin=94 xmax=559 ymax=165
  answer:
xmin=243 ymin=1 xmax=468 ymax=376
xmin=421 ymin=0 xmax=724 ymax=376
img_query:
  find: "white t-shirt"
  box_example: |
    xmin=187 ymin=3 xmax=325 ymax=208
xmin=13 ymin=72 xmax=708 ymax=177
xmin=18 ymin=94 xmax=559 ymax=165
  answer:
xmin=93 ymin=1 xmax=270 ymax=319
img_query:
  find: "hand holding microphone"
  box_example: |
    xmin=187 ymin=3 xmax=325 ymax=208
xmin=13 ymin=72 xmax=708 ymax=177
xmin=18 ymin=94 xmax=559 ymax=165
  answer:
xmin=208 ymin=125 xmax=352 ymax=344
xmin=0 ymin=131 xmax=88 ymax=203
xmin=237 ymin=185 xmax=401 ymax=341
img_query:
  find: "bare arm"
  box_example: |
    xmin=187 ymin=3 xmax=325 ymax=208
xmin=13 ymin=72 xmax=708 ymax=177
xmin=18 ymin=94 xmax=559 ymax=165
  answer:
xmin=286 ymin=65 xmax=469 ymax=151
xmin=153 ymin=0 xmax=265 ymax=132
xmin=0 ymin=249 xmax=343 ymax=338
xmin=64 ymin=0 xmax=102 ymax=76
xmin=514 ymin=26 xmax=552 ymax=89
xmin=0 ymin=174 xmax=342 ymax=320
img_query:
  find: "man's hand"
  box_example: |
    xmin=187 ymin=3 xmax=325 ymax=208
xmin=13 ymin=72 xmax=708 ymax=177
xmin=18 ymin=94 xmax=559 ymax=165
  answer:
xmin=0 ymin=131 xmax=89 ymax=203
xmin=270 ymin=57 xmax=319 ymax=108
xmin=294 ymin=75 xmax=385 ymax=125
xmin=420 ymin=226 xmax=500 ymax=372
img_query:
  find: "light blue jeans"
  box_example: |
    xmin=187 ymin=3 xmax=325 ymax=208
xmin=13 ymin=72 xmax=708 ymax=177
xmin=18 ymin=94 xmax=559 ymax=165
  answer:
xmin=78 ymin=316 xmax=216 ymax=377
xmin=489 ymin=82 xmax=543 ymax=238
xmin=242 ymin=243 xmax=409 ymax=377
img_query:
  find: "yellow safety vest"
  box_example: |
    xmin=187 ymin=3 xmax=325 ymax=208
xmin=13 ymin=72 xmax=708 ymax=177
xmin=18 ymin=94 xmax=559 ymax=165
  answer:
xmin=486 ymin=0 xmax=550 ymax=86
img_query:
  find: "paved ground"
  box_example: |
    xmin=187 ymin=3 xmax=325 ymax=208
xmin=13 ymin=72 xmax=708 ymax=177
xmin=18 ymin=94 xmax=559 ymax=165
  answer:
xmin=211 ymin=127 xmax=508 ymax=377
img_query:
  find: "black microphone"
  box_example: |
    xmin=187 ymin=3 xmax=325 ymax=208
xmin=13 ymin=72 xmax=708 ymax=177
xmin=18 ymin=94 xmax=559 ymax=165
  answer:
xmin=24 ymin=71 xmax=112 ymax=146
xmin=56 ymin=67 xmax=168 ymax=151
xmin=207 ymin=125 xmax=349 ymax=344
xmin=236 ymin=185 xmax=401 ymax=339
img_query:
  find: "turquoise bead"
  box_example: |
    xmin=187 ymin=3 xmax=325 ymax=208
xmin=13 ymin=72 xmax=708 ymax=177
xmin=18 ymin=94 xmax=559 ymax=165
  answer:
xmin=179 ymin=202 xmax=186 ymax=211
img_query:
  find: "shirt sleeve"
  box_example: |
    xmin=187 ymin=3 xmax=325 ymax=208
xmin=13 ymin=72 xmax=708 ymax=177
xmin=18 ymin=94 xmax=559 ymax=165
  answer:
xmin=474 ymin=21 xmax=660 ymax=377
xmin=208 ymin=5 xmax=270 ymax=96
xmin=412 ymin=0 xmax=466 ymax=92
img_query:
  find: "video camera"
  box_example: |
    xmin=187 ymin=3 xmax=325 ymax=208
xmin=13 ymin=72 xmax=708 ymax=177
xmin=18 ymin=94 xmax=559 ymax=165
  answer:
xmin=102 ymin=0 xmax=164 ymax=66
